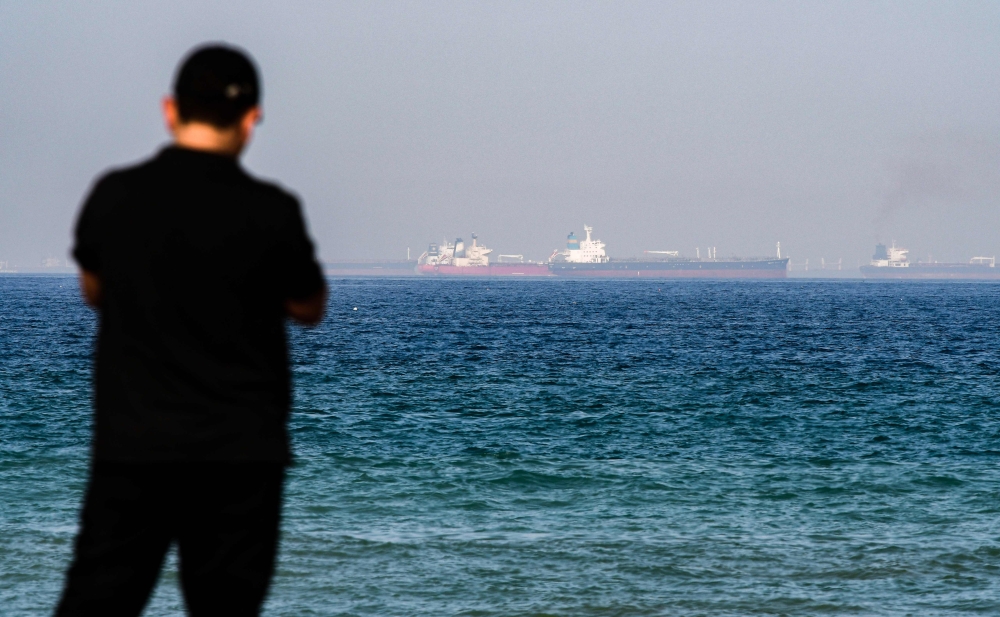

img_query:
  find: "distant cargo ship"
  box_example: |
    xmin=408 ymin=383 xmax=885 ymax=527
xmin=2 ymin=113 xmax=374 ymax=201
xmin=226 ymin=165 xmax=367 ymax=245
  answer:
xmin=415 ymin=226 xmax=787 ymax=278
xmin=860 ymin=244 xmax=999 ymax=280
xmin=417 ymin=235 xmax=551 ymax=276
xmin=548 ymin=226 xmax=788 ymax=278
xmin=324 ymin=260 xmax=418 ymax=276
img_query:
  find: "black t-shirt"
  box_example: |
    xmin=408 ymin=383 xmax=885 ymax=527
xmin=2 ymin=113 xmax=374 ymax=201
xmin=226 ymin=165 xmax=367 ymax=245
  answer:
xmin=73 ymin=146 xmax=324 ymax=463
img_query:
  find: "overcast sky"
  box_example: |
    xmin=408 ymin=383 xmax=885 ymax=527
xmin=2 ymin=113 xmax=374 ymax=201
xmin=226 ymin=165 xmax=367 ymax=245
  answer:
xmin=2 ymin=1 xmax=999 ymax=266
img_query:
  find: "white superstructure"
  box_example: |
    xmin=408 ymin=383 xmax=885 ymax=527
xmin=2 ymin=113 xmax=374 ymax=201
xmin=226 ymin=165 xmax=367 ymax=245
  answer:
xmin=870 ymin=243 xmax=910 ymax=268
xmin=419 ymin=233 xmax=492 ymax=267
xmin=550 ymin=225 xmax=609 ymax=263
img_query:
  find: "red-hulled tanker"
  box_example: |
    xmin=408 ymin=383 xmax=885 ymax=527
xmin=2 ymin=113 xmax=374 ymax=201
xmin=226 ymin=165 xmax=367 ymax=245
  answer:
xmin=417 ymin=234 xmax=551 ymax=276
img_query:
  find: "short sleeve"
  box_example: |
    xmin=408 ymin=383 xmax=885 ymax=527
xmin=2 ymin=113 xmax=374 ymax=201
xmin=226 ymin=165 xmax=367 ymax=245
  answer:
xmin=280 ymin=198 xmax=325 ymax=300
xmin=73 ymin=174 xmax=123 ymax=273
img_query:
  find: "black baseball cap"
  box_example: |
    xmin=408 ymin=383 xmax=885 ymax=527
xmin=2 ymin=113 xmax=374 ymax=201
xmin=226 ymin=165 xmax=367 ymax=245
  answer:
xmin=173 ymin=44 xmax=261 ymax=127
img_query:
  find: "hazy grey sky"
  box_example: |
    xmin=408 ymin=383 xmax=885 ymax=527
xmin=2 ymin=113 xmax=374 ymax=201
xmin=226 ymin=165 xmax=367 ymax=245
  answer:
xmin=2 ymin=1 xmax=999 ymax=266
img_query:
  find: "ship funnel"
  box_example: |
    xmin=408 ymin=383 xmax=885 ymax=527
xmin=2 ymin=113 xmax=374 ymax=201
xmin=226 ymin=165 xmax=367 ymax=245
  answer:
xmin=873 ymin=243 xmax=888 ymax=260
xmin=454 ymin=238 xmax=466 ymax=258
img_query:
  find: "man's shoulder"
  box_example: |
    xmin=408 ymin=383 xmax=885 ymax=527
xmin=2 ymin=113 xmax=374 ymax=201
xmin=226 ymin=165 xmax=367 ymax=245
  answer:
xmin=237 ymin=170 xmax=302 ymax=219
xmin=89 ymin=151 xmax=163 ymax=193
xmin=240 ymin=171 xmax=298 ymax=204
xmin=89 ymin=148 xmax=302 ymax=217
xmin=82 ymin=156 xmax=156 ymax=214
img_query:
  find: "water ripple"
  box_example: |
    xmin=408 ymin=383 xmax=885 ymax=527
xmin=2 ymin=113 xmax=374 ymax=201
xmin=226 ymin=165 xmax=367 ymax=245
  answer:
xmin=2 ymin=277 xmax=1000 ymax=615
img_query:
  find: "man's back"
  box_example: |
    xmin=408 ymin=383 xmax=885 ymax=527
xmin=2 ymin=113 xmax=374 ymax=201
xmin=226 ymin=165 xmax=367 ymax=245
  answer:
xmin=57 ymin=44 xmax=325 ymax=617
xmin=75 ymin=146 xmax=322 ymax=462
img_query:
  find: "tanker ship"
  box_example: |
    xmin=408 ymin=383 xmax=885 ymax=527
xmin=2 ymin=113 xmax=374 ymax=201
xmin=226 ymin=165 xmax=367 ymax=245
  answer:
xmin=547 ymin=226 xmax=788 ymax=278
xmin=860 ymin=243 xmax=999 ymax=280
xmin=417 ymin=234 xmax=551 ymax=276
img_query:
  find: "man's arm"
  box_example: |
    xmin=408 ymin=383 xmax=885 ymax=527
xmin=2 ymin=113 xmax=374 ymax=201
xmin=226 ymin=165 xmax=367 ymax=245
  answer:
xmin=82 ymin=265 xmax=323 ymax=321
xmin=285 ymin=282 xmax=326 ymax=326
xmin=79 ymin=270 xmax=102 ymax=309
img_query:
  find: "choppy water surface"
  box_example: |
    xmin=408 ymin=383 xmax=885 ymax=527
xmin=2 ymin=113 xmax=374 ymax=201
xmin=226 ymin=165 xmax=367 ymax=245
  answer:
xmin=2 ymin=276 xmax=1000 ymax=616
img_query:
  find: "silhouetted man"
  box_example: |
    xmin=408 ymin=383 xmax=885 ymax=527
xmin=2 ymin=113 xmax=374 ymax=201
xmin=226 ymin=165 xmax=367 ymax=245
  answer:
xmin=56 ymin=44 xmax=326 ymax=616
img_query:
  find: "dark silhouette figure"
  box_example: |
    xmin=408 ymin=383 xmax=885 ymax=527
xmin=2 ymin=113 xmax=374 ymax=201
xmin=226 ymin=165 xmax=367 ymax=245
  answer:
xmin=56 ymin=44 xmax=326 ymax=616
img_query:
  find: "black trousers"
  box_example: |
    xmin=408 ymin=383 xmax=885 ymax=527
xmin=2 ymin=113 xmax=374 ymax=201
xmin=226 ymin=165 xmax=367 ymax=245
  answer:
xmin=55 ymin=461 xmax=285 ymax=617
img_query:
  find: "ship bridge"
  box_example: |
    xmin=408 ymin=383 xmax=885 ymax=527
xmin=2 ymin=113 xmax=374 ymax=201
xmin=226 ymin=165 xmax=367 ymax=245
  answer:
xmin=551 ymin=225 xmax=609 ymax=263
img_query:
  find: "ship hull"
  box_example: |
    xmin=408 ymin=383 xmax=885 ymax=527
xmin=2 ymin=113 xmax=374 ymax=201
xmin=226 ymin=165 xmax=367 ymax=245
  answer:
xmin=549 ymin=259 xmax=789 ymax=278
xmin=860 ymin=264 xmax=1000 ymax=280
xmin=417 ymin=264 xmax=552 ymax=277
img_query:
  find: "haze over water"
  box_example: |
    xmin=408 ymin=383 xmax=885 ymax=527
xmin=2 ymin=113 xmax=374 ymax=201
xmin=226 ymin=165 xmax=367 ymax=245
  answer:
xmin=4 ymin=276 xmax=999 ymax=615
xmin=3 ymin=2 xmax=1000 ymax=267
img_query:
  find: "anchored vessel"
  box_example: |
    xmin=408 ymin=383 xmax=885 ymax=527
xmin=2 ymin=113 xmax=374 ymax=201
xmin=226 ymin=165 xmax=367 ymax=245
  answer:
xmin=417 ymin=234 xmax=551 ymax=276
xmin=860 ymin=243 xmax=999 ymax=280
xmin=547 ymin=226 xmax=788 ymax=278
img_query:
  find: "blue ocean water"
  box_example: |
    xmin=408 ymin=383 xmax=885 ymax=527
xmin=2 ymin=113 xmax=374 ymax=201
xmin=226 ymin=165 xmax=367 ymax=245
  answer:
xmin=2 ymin=275 xmax=1000 ymax=616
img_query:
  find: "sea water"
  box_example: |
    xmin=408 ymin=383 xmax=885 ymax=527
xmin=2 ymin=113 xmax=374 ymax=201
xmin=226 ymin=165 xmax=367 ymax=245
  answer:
xmin=2 ymin=276 xmax=999 ymax=616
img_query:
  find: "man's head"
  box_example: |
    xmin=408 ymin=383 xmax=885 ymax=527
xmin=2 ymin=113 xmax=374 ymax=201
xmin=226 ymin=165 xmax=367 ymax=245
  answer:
xmin=163 ymin=44 xmax=262 ymax=156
